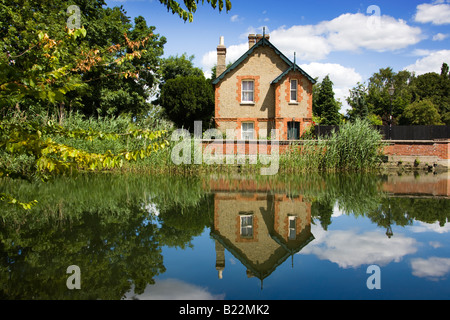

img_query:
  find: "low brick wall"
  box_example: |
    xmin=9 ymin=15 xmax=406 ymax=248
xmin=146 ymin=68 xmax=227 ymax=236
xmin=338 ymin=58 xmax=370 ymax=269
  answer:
xmin=383 ymin=140 xmax=449 ymax=169
xmin=201 ymin=139 xmax=449 ymax=168
xmin=382 ymin=173 xmax=449 ymax=197
xmin=206 ymin=173 xmax=450 ymax=197
xmin=383 ymin=140 xmax=448 ymax=159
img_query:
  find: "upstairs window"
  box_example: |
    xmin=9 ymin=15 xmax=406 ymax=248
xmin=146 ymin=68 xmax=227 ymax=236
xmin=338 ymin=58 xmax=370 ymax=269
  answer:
xmin=290 ymin=79 xmax=298 ymax=102
xmin=242 ymin=80 xmax=254 ymax=103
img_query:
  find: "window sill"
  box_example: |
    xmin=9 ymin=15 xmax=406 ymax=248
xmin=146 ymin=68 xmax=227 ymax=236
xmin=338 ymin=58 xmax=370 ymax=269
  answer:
xmin=240 ymin=102 xmax=255 ymax=106
xmin=289 ymin=101 xmax=299 ymax=105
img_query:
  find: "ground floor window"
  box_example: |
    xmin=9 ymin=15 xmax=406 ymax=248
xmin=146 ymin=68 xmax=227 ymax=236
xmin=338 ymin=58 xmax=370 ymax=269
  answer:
xmin=240 ymin=212 xmax=254 ymax=238
xmin=287 ymin=121 xmax=300 ymax=140
xmin=288 ymin=216 xmax=297 ymax=240
xmin=241 ymin=122 xmax=255 ymax=140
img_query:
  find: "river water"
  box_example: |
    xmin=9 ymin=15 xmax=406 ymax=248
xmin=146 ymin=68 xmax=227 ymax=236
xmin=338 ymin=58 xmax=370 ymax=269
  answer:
xmin=1 ymin=172 xmax=449 ymax=300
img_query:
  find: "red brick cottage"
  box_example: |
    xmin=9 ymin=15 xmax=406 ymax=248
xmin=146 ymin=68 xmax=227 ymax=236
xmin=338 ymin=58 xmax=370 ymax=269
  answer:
xmin=212 ymin=33 xmax=316 ymax=141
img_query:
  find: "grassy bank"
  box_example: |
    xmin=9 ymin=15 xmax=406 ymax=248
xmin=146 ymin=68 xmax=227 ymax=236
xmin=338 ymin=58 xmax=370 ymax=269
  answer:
xmin=1 ymin=114 xmax=385 ymax=179
xmin=122 ymin=118 xmax=385 ymax=174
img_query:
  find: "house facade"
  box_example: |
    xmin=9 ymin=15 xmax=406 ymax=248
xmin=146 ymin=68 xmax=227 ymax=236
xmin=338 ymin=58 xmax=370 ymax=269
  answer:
xmin=211 ymin=190 xmax=314 ymax=282
xmin=212 ymin=33 xmax=316 ymax=140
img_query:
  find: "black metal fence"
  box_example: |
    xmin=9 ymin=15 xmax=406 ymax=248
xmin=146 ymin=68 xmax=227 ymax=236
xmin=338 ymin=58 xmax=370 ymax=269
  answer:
xmin=314 ymin=125 xmax=450 ymax=140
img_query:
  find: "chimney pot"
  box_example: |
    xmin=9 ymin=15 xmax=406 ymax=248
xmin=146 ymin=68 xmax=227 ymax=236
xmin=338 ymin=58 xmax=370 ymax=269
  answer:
xmin=216 ymin=36 xmax=227 ymax=77
xmin=248 ymin=34 xmax=257 ymax=49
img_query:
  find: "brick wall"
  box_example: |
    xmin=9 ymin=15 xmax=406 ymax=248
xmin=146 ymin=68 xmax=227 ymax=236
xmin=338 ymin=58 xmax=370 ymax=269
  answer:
xmin=201 ymin=140 xmax=449 ymax=164
xmin=383 ymin=140 xmax=449 ymax=159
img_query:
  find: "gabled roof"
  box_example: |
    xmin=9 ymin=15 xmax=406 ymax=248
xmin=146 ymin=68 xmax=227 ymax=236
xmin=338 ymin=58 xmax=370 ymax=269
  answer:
xmin=212 ymin=36 xmax=316 ymax=85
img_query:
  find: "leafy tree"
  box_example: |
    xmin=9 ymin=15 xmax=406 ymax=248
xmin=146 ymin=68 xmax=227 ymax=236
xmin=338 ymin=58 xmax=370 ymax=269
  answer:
xmin=400 ymin=99 xmax=443 ymax=125
xmin=79 ymin=13 xmax=167 ymax=117
xmin=0 ymin=0 xmax=167 ymax=119
xmin=153 ymin=53 xmax=205 ymax=105
xmin=1 ymin=0 xmax=233 ymax=119
xmin=159 ymin=75 xmax=214 ymax=131
xmin=314 ymin=75 xmax=341 ymax=125
xmin=367 ymin=68 xmax=414 ymax=125
xmin=408 ymin=63 xmax=450 ymax=125
xmin=160 ymin=53 xmax=204 ymax=84
xmin=346 ymin=82 xmax=369 ymax=121
xmin=158 ymin=0 xmax=232 ymax=22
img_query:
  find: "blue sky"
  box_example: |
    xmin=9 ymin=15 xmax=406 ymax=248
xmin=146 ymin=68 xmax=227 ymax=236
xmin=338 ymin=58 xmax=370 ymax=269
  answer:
xmin=106 ymin=0 xmax=450 ymax=112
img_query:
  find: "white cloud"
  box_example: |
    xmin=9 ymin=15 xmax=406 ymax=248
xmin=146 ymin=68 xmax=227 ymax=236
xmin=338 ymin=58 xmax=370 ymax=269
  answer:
xmin=123 ymin=278 xmax=226 ymax=300
xmin=299 ymin=224 xmax=418 ymax=269
xmin=415 ymin=2 xmax=450 ymax=25
xmin=299 ymin=62 xmax=363 ymax=113
xmin=404 ymin=49 xmax=450 ymax=75
xmin=433 ymin=33 xmax=449 ymax=41
xmin=201 ymin=42 xmax=248 ymax=78
xmin=230 ymin=14 xmax=243 ymax=23
xmin=201 ymin=12 xmax=422 ymax=75
xmin=331 ymin=201 xmax=345 ymax=218
xmin=269 ymin=13 xmax=422 ymax=62
xmin=270 ymin=25 xmax=332 ymax=61
xmin=410 ymin=257 xmax=450 ymax=280
xmin=429 ymin=241 xmax=443 ymax=248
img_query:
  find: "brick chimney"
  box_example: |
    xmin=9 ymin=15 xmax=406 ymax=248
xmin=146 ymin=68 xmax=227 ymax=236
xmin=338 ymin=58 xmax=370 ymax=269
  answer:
xmin=249 ymin=33 xmax=269 ymax=49
xmin=256 ymin=33 xmax=270 ymax=42
xmin=248 ymin=34 xmax=257 ymax=49
xmin=216 ymin=36 xmax=227 ymax=77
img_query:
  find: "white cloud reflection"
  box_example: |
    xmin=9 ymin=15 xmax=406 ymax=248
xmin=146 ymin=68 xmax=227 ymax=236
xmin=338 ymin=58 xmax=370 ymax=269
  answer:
xmin=410 ymin=221 xmax=450 ymax=234
xmin=299 ymin=224 xmax=417 ymax=269
xmin=123 ymin=278 xmax=225 ymax=300
xmin=410 ymin=257 xmax=450 ymax=280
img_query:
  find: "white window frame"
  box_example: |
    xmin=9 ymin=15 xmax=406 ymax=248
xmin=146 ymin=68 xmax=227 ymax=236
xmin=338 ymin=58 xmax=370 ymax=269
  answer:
xmin=290 ymin=79 xmax=298 ymax=103
xmin=241 ymin=80 xmax=255 ymax=103
xmin=241 ymin=122 xmax=254 ymax=140
xmin=288 ymin=216 xmax=297 ymax=240
xmin=240 ymin=214 xmax=254 ymax=238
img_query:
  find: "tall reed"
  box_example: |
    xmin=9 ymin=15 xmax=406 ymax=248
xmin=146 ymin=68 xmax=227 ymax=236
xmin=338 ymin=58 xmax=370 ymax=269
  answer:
xmin=278 ymin=119 xmax=384 ymax=173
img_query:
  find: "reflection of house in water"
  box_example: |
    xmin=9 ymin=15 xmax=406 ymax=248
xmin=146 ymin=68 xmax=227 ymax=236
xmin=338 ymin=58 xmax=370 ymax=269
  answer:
xmin=211 ymin=191 xmax=314 ymax=285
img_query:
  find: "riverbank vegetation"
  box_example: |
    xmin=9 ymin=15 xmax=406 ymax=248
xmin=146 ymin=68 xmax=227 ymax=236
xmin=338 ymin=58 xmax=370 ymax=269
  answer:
xmin=1 ymin=0 xmax=446 ymax=210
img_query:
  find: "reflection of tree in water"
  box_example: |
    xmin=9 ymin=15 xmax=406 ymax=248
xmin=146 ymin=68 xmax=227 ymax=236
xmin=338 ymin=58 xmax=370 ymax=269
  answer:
xmin=277 ymin=173 xmax=449 ymax=233
xmin=368 ymin=197 xmax=450 ymax=233
xmin=0 ymin=203 xmax=165 ymax=299
xmin=0 ymin=174 xmax=213 ymax=299
xmin=1 ymin=172 xmax=448 ymax=298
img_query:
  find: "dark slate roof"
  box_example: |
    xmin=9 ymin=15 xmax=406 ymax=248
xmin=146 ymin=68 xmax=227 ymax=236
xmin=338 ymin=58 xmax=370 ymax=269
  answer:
xmin=212 ymin=36 xmax=316 ymax=85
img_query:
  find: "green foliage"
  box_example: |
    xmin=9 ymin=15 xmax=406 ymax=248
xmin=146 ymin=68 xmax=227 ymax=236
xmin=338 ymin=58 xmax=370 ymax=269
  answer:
xmin=400 ymin=99 xmax=443 ymax=125
xmin=323 ymin=119 xmax=384 ymax=171
xmin=0 ymin=173 xmax=214 ymax=298
xmin=0 ymin=0 xmax=167 ymax=119
xmin=314 ymin=75 xmax=341 ymax=125
xmin=347 ymin=82 xmax=369 ymax=121
xmin=159 ymin=75 xmax=215 ymax=131
xmin=158 ymin=0 xmax=232 ymax=22
xmin=408 ymin=64 xmax=450 ymax=125
xmin=0 ymin=193 xmax=37 ymax=210
xmin=280 ymin=119 xmax=384 ymax=172
xmin=160 ymin=53 xmax=204 ymax=84
xmin=351 ymin=63 xmax=450 ymax=125
xmin=0 ymin=117 xmax=169 ymax=181
xmin=367 ymin=68 xmax=414 ymax=124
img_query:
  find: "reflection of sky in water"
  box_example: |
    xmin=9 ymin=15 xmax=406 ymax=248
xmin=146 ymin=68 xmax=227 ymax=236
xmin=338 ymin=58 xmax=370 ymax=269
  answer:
xmin=146 ymin=210 xmax=450 ymax=300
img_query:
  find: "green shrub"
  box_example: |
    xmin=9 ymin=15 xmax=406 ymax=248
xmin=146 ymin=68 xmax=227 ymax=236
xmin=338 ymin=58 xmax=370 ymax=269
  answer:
xmin=323 ymin=119 xmax=384 ymax=171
